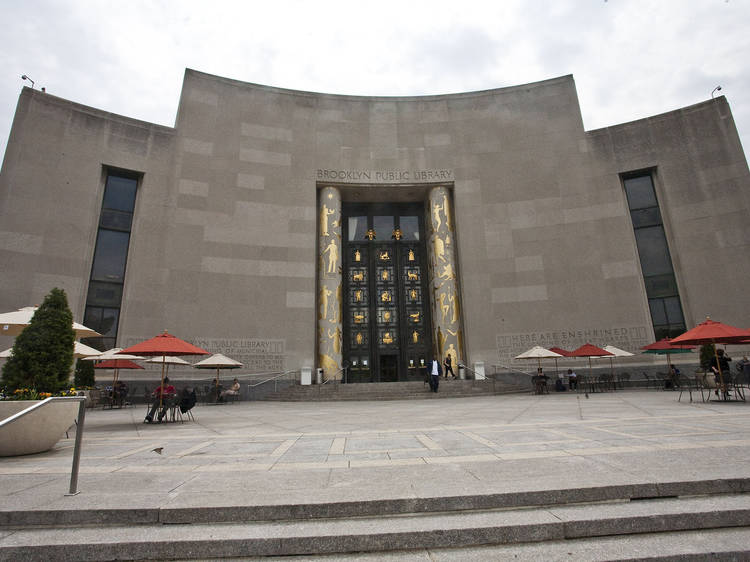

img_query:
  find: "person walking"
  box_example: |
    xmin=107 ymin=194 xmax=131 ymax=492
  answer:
xmin=429 ymin=356 xmax=442 ymax=393
xmin=443 ymin=353 xmax=456 ymax=379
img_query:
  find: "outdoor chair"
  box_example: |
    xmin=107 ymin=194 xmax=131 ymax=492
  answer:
xmin=617 ymin=372 xmax=631 ymax=389
xmin=677 ymin=373 xmax=697 ymax=402
xmin=598 ymin=374 xmax=615 ymax=392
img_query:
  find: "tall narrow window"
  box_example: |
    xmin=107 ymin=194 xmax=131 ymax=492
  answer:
xmin=623 ymin=172 xmax=685 ymax=340
xmin=82 ymin=170 xmax=139 ymax=350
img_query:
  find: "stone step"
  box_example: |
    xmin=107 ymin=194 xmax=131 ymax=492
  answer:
xmin=2 ymin=492 xmax=748 ymax=560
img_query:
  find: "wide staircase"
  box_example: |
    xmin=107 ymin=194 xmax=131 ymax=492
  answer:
xmin=260 ymin=378 xmax=528 ymax=401
xmin=2 ymin=478 xmax=749 ymax=560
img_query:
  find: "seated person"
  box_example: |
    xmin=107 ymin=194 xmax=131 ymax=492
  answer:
xmin=220 ymin=378 xmax=241 ymax=401
xmin=145 ymin=377 xmax=176 ymax=423
xmin=113 ymin=380 xmax=128 ymax=407
xmin=567 ymin=369 xmax=578 ymax=390
xmin=179 ymin=387 xmax=197 ymax=414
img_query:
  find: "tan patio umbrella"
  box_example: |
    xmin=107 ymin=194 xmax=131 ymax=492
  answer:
xmin=569 ymin=343 xmax=614 ymax=392
xmin=601 ymin=345 xmax=634 ymax=381
xmin=1 ymin=340 xmax=102 ymax=359
xmin=145 ymin=356 xmax=192 ymax=378
xmin=0 ymin=306 xmax=101 ymax=338
xmin=514 ymin=346 xmax=564 ymax=370
xmin=193 ymin=353 xmax=243 ymax=402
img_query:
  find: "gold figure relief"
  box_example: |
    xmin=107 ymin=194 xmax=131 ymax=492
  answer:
xmin=354 ymin=249 xmax=361 ymax=262
xmin=439 ymin=292 xmax=449 ymax=322
xmin=443 ymin=193 xmax=452 ymax=231
xmin=355 ymin=332 xmax=363 ymax=345
xmin=379 ymin=250 xmax=390 ymax=261
xmin=319 ymin=286 xmax=332 ymax=321
xmin=412 ymin=330 xmax=419 ymax=344
xmin=365 ymin=228 xmax=376 ymax=240
xmin=408 ymin=249 xmax=415 ymax=261
xmin=354 ymin=313 xmax=365 ymax=323
xmin=381 ymin=290 xmax=391 ymax=302
xmin=383 ymin=310 xmax=391 ymax=322
xmin=449 ymin=293 xmax=459 ymax=324
xmin=328 ymin=327 xmax=342 ymax=354
xmin=410 ymin=288 xmax=418 ymax=301
xmin=323 ymin=238 xmax=339 ymax=274
xmin=392 ymin=228 xmax=402 ymax=240
xmin=354 ymin=289 xmax=363 ymax=302
xmin=383 ymin=332 xmax=393 ymax=344
xmin=432 ymin=200 xmax=443 ymax=232
xmin=320 ymin=204 xmax=335 ymax=237
xmin=381 ymin=269 xmax=389 ymax=281
xmin=438 ymin=263 xmax=455 ymax=280
xmin=407 ymin=270 xmax=418 ymax=281
xmin=433 ymin=236 xmax=446 ymax=263
xmin=353 ymin=271 xmax=364 ymax=282
xmin=409 ymin=312 xmax=420 ymax=322
xmin=446 ymin=343 xmax=457 ymax=366
xmin=334 ymin=284 xmax=341 ymax=323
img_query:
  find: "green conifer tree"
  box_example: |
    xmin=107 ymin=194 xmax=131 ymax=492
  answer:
xmin=1 ymin=288 xmax=76 ymax=392
xmin=74 ymin=358 xmax=96 ymax=388
xmin=699 ymin=343 xmax=715 ymax=371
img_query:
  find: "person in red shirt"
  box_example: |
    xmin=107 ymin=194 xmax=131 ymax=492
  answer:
xmin=145 ymin=377 xmax=176 ymax=423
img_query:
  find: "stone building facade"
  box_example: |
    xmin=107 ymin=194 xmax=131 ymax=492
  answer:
xmin=1 ymin=70 xmax=748 ymax=380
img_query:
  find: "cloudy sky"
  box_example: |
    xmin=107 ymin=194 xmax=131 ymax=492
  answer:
xmin=1 ymin=0 xmax=748 ymax=163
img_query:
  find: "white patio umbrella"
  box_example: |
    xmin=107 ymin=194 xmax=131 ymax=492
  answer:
xmin=193 ymin=353 xmax=243 ymax=402
xmin=601 ymin=344 xmax=634 ymax=379
xmin=145 ymin=355 xmax=192 ymax=378
xmin=0 ymin=306 xmax=101 ymax=338
xmin=514 ymin=345 xmax=563 ymax=370
xmin=1 ymin=340 xmax=102 ymax=359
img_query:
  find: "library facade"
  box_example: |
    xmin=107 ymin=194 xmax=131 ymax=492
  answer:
xmin=1 ymin=70 xmax=749 ymax=380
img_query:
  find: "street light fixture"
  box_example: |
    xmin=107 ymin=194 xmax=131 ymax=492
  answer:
xmin=711 ymin=85 xmax=722 ymax=98
xmin=21 ymin=75 xmax=35 ymax=88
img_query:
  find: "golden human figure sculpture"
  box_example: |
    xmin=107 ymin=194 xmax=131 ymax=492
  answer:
xmin=433 ymin=236 xmax=446 ymax=263
xmin=356 ymin=332 xmax=363 ymax=345
xmin=323 ymin=238 xmax=339 ymax=273
xmin=439 ymin=292 xmax=449 ymax=322
xmin=382 ymin=269 xmax=389 ymax=281
xmin=320 ymin=286 xmax=332 ymax=320
xmin=446 ymin=343 xmax=457 ymax=366
xmin=328 ymin=327 xmax=341 ymax=354
xmin=449 ymin=293 xmax=459 ymax=323
xmin=408 ymin=249 xmax=415 ymax=261
xmin=432 ymin=200 xmax=443 ymax=231
xmin=355 ymin=289 xmax=362 ymax=302
xmin=443 ymin=193 xmax=452 ymax=231
xmin=320 ymin=204 xmax=335 ymax=237
xmin=439 ymin=263 xmax=454 ymax=280
xmin=381 ymin=290 xmax=391 ymax=302
xmin=412 ymin=330 xmax=419 ymax=343
xmin=354 ymin=249 xmax=361 ymax=262
xmin=383 ymin=332 xmax=393 ymax=344
xmin=410 ymin=288 xmax=418 ymax=300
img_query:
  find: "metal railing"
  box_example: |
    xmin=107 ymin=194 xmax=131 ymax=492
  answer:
xmin=247 ymin=370 xmax=299 ymax=400
xmin=322 ymin=366 xmax=348 ymax=386
xmin=0 ymin=396 xmax=86 ymax=495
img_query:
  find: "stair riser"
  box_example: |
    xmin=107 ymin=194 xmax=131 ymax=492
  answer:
xmin=4 ymin=511 xmax=749 ymax=561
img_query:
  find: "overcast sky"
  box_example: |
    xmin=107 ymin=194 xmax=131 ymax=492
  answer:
xmin=1 ymin=0 xmax=748 ymax=165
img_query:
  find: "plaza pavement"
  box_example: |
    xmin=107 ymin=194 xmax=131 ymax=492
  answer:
xmin=2 ymin=389 xmax=750 ymax=513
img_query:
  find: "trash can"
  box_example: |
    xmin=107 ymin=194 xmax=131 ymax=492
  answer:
xmin=300 ymin=367 xmax=312 ymax=385
xmin=459 ymin=366 xmax=466 ymax=380
xmin=473 ymin=361 xmax=486 ymax=380
xmin=316 ymin=368 xmax=323 ymax=385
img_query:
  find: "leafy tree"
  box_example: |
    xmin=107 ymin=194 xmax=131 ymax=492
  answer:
xmin=699 ymin=343 xmax=715 ymax=371
xmin=74 ymin=358 xmax=96 ymax=388
xmin=1 ymin=288 xmax=75 ymax=392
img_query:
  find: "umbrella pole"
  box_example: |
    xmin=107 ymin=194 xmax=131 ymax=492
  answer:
xmin=159 ymin=356 xmax=166 ymax=411
xmin=215 ymin=367 xmax=220 ymax=402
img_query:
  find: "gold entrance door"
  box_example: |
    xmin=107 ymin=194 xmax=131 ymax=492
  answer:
xmin=343 ymin=203 xmax=432 ymax=382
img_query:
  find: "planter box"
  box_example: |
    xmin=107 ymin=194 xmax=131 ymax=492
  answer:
xmin=0 ymin=398 xmax=81 ymax=457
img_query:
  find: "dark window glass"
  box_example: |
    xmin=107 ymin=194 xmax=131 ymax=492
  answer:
xmin=348 ymin=216 xmax=368 ymax=241
xmin=634 ymin=226 xmax=673 ymax=276
xmin=648 ymin=299 xmax=667 ymax=325
xmin=83 ymin=306 xmax=119 ymax=338
xmin=629 ymin=207 xmax=662 ymax=229
xmin=643 ymin=274 xmax=679 ymax=298
xmin=624 ymin=175 xmax=657 ymax=210
xmin=87 ymin=281 xmax=124 ymax=308
xmin=373 ymin=216 xmax=394 ymax=239
xmin=664 ymin=296 xmax=684 ymax=325
xmin=100 ymin=209 xmax=133 ymax=231
xmin=91 ymin=230 xmax=130 ymax=282
xmin=399 ymin=216 xmax=419 ymax=240
xmin=653 ymin=326 xmax=671 ymax=341
xmin=103 ymin=175 xmax=137 ymax=212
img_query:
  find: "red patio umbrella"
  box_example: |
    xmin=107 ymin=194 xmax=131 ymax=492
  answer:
xmin=670 ymin=318 xmax=750 ymax=396
xmin=94 ymin=359 xmax=143 ymax=406
xmin=569 ymin=343 xmax=614 ymax=385
xmin=118 ymin=331 xmax=209 ymax=410
xmin=548 ymin=347 xmax=572 ymax=377
xmin=641 ymin=338 xmax=695 ymax=370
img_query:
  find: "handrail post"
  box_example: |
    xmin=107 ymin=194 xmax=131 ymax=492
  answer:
xmin=66 ymin=397 xmax=86 ymax=496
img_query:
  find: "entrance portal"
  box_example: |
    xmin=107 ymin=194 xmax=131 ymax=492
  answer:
xmin=343 ymin=203 xmax=432 ymax=382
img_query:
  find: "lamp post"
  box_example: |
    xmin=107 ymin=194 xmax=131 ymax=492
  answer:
xmin=711 ymin=85 xmax=722 ymax=98
xmin=21 ymin=75 xmax=35 ymax=89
